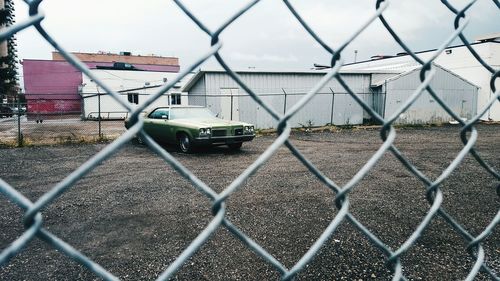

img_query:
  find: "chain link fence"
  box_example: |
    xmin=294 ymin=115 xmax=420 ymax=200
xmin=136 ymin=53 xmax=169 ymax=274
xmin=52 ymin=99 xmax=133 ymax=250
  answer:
xmin=0 ymin=93 xmax=128 ymax=146
xmin=1 ymin=0 xmax=499 ymax=280
xmin=0 ymin=90 xmax=376 ymax=146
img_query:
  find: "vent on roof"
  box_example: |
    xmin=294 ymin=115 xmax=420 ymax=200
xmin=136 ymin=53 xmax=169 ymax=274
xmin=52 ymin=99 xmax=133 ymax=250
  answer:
xmin=475 ymin=33 xmax=500 ymax=43
xmin=371 ymin=55 xmax=393 ymax=60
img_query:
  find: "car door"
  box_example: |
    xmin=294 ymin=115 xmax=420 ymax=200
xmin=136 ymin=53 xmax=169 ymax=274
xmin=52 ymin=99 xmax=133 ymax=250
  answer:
xmin=144 ymin=108 xmax=170 ymax=142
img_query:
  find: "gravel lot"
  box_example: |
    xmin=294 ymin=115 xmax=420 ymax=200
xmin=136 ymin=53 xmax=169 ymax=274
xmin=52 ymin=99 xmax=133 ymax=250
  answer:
xmin=0 ymin=124 xmax=499 ymax=280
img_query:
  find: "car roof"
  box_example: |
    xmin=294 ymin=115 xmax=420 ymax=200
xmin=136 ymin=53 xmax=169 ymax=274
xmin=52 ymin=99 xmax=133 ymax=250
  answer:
xmin=147 ymin=106 xmax=207 ymax=114
xmin=152 ymin=105 xmax=205 ymax=110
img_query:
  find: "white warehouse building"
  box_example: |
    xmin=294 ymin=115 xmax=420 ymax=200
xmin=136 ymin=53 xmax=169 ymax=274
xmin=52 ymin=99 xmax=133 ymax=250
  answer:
xmin=80 ymin=69 xmax=191 ymax=120
xmin=182 ymin=65 xmax=478 ymax=129
xmin=342 ymin=33 xmax=500 ymax=121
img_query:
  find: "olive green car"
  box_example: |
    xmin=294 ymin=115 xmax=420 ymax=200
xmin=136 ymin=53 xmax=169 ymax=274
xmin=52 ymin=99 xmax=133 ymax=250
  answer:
xmin=125 ymin=106 xmax=255 ymax=153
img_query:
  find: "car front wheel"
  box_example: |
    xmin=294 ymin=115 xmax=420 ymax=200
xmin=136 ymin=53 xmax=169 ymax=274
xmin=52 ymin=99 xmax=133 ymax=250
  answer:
xmin=136 ymin=134 xmax=144 ymax=145
xmin=178 ymin=133 xmax=192 ymax=153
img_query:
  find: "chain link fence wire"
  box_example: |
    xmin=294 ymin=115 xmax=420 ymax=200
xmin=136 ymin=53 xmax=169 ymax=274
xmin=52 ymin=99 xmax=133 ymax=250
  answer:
xmin=0 ymin=90 xmax=376 ymax=146
xmin=0 ymin=93 xmax=128 ymax=146
xmin=1 ymin=0 xmax=499 ymax=280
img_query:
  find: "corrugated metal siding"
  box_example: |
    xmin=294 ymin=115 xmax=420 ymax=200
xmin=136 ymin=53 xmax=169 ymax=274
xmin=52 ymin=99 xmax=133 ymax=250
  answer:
xmin=331 ymin=93 xmax=364 ymax=125
xmin=385 ymin=67 xmax=478 ymax=124
xmin=23 ymin=60 xmax=82 ymax=99
xmin=238 ymin=95 xmax=283 ymax=129
xmin=286 ymin=93 xmax=331 ymax=127
xmin=189 ymin=76 xmax=207 ymax=107
xmin=188 ymin=72 xmax=371 ymax=128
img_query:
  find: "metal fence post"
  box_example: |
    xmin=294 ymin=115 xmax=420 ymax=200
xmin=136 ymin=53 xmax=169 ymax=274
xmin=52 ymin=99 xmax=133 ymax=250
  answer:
xmin=282 ymin=88 xmax=287 ymax=115
xmin=230 ymin=92 xmax=233 ymax=120
xmin=17 ymin=94 xmax=22 ymax=146
xmin=98 ymin=92 xmax=102 ymax=138
xmin=383 ymin=81 xmax=387 ymax=119
xmin=329 ymin=87 xmax=335 ymax=125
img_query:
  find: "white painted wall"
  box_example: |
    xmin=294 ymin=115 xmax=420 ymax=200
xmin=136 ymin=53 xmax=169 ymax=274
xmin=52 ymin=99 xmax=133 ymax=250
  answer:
xmin=80 ymin=70 xmax=191 ymax=119
xmin=343 ymin=42 xmax=500 ymax=121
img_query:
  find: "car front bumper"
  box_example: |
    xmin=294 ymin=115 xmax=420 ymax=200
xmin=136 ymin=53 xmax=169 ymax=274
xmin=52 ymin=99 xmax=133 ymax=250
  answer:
xmin=194 ymin=135 xmax=255 ymax=146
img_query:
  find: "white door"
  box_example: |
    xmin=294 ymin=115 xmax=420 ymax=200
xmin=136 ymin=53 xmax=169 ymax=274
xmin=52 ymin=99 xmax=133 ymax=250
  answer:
xmin=220 ymin=88 xmax=239 ymax=121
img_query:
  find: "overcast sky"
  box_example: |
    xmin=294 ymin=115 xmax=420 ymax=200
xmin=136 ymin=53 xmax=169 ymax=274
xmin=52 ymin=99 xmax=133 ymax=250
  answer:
xmin=13 ymin=0 xmax=500 ymax=71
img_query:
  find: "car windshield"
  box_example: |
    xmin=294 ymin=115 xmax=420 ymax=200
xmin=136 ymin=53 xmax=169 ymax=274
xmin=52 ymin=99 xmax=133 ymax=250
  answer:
xmin=170 ymin=107 xmax=216 ymax=119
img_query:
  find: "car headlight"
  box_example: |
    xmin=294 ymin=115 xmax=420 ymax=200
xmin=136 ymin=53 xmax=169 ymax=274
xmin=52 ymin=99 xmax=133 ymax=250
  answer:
xmin=244 ymin=126 xmax=255 ymax=134
xmin=199 ymin=128 xmax=211 ymax=137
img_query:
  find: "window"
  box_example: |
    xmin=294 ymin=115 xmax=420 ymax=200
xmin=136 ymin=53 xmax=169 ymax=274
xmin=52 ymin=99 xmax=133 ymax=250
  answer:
xmin=149 ymin=108 xmax=169 ymax=119
xmin=127 ymin=93 xmax=139 ymax=104
xmin=171 ymin=93 xmax=181 ymax=105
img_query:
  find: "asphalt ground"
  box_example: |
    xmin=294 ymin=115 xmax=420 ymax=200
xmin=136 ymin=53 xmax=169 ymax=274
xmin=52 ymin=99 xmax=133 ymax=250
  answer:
xmin=0 ymin=124 xmax=499 ymax=280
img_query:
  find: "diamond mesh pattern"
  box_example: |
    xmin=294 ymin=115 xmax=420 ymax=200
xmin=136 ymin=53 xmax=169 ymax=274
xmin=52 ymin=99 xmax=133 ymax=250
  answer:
xmin=0 ymin=0 xmax=499 ymax=280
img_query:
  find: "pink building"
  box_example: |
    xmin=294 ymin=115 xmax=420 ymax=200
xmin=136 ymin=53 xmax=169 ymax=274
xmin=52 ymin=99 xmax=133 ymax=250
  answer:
xmin=22 ymin=52 xmax=180 ymax=119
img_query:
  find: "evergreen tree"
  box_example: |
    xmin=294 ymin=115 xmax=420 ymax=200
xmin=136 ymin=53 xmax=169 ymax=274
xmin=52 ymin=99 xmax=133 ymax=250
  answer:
xmin=0 ymin=0 xmax=18 ymax=102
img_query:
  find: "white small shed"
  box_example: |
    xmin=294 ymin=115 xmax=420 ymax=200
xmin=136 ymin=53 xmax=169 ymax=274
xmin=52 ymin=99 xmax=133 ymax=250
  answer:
xmin=80 ymin=69 xmax=192 ymax=120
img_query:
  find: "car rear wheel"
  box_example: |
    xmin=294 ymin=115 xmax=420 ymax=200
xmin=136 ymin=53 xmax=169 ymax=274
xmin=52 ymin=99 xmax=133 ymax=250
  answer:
xmin=228 ymin=142 xmax=242 ymax=150
xmin=178 ymin=133 xmax=192 ymax=153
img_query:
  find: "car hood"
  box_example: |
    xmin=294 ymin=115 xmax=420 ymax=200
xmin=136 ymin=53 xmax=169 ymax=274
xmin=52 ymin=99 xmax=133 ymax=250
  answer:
xmin=170 ymin=118 xmax=251 ymax=128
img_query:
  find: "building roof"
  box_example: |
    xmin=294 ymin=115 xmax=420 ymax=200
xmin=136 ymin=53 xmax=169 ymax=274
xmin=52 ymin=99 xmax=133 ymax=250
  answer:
xmin=371 ymin=63 xmax=480 ymax=89
xmin=342 ymin=39 xmax=499 ymax=68
xmin=52 ymin=52 xmax=179 ymax=66
xmin=181 ymin=68 xmax=401 ymax=92
xmin=22 ymin=59 xmax=179 ymax=73
xmin=475 ymin=32 xmax=500 ymax=42
xmin=181 ymin=63 xmax=479 ymax=92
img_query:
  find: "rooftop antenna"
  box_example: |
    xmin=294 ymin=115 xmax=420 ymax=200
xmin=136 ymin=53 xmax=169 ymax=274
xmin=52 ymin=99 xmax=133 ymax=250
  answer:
xmin=354 ymin=50 xmax=358 ymax=63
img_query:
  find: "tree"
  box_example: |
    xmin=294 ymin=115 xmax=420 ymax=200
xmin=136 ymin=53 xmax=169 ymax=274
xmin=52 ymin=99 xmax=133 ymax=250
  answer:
xmin=0 ymin=0 xmax=18 ymax=103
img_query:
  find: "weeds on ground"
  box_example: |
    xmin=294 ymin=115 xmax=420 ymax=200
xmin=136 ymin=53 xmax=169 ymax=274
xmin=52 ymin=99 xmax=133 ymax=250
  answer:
xmin=298 ymin=119 xmax=315 ymax=133
xmin=0 ymin=135 xmax=116 ymax=148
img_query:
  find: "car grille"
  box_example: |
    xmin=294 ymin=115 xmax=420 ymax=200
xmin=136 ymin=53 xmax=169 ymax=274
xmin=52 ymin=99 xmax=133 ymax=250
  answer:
xmin=235 ymin=128 xmax=243 ymax=135
xmin=212 ymin=129 xmax=227 ymax=137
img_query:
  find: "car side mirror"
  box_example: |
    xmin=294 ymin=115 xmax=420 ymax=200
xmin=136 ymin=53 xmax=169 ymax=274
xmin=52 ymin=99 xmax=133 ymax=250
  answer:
xmin=161 ymin=115 xmax=169 ymax=120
